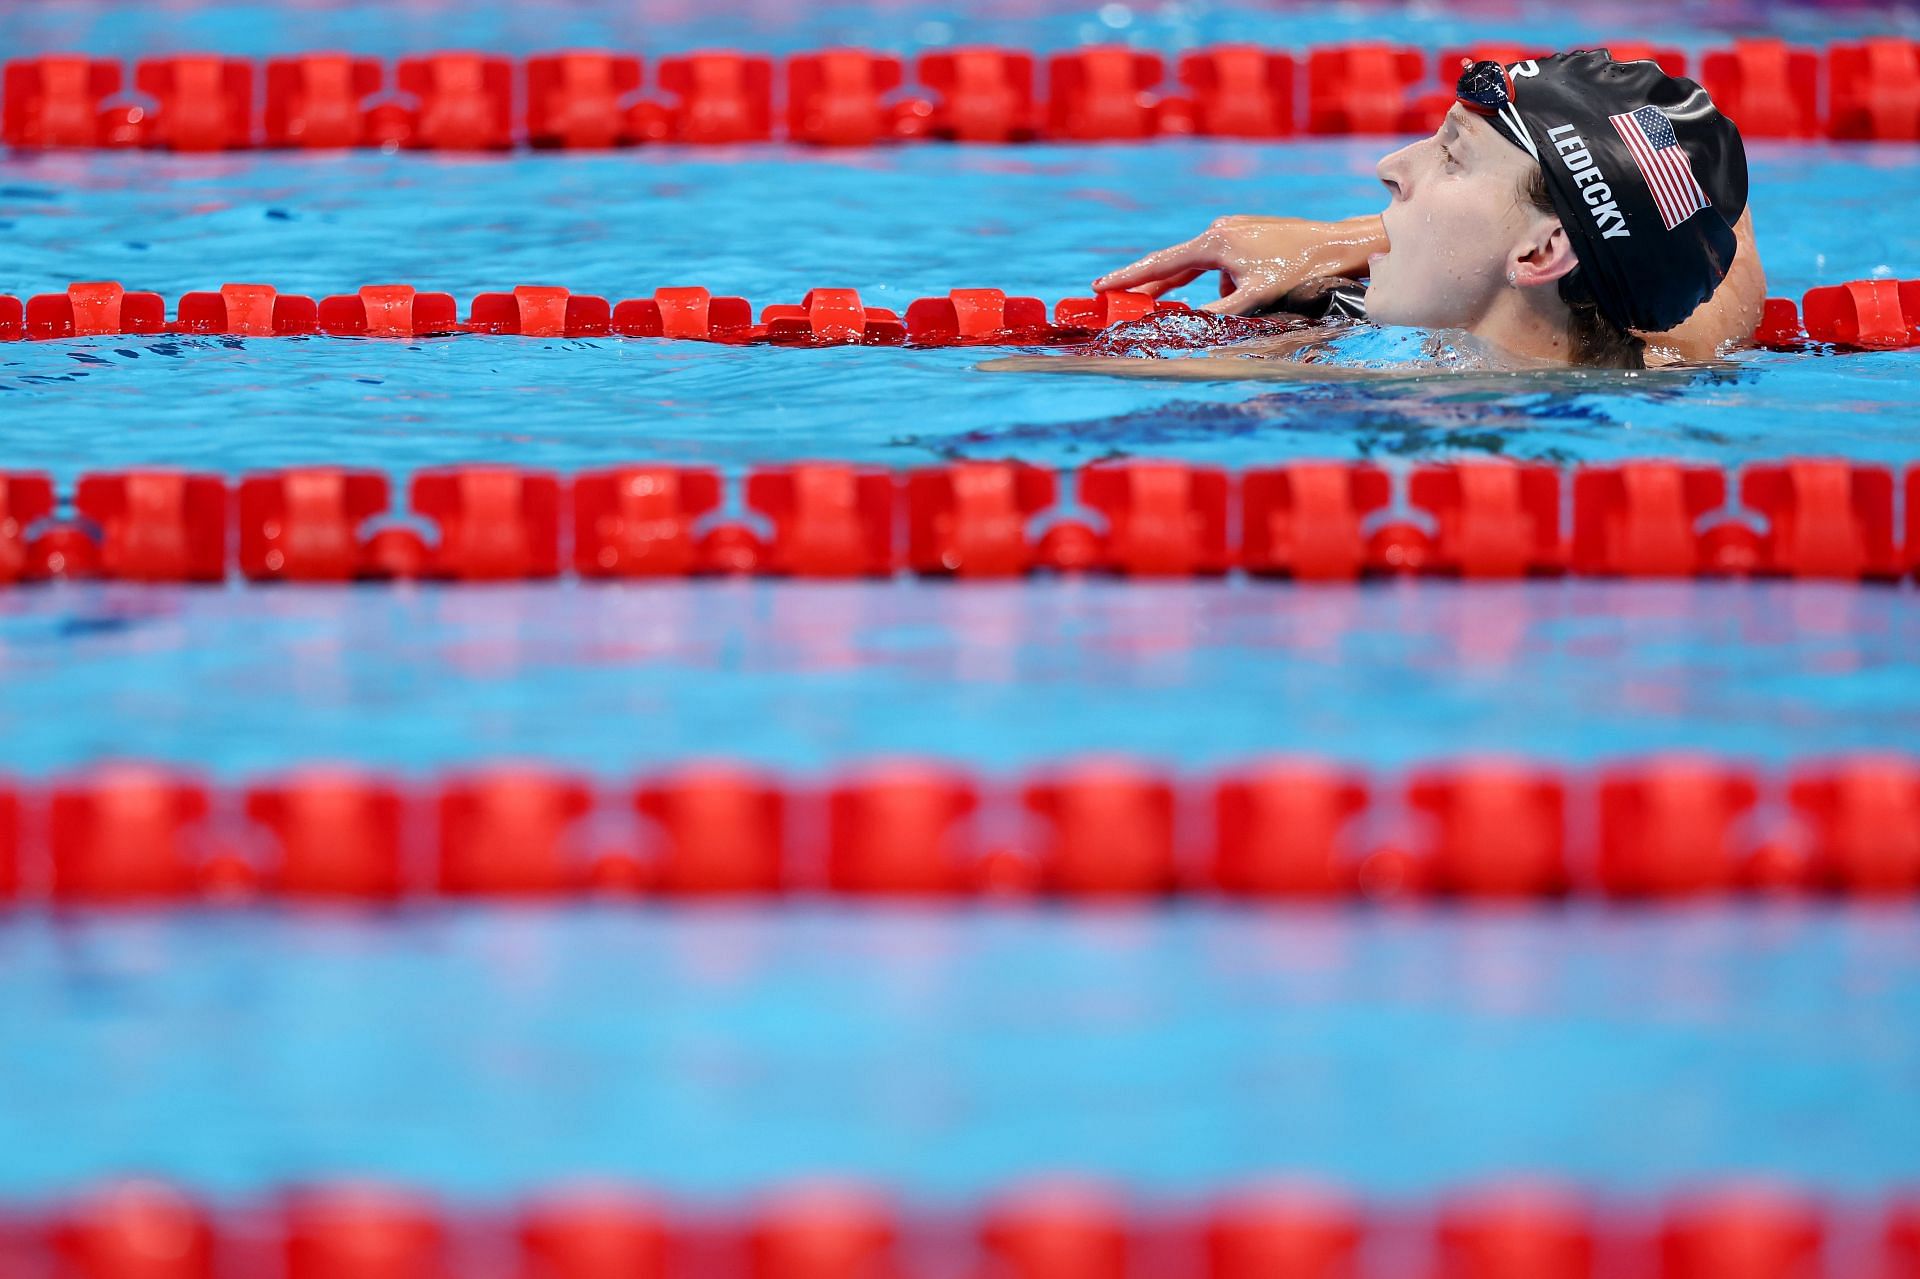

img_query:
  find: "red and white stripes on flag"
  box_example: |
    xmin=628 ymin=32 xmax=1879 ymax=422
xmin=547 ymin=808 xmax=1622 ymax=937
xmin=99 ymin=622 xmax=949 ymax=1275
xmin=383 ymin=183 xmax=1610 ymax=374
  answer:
xmin=1610 ymin=104 xmax=1712 ymax=231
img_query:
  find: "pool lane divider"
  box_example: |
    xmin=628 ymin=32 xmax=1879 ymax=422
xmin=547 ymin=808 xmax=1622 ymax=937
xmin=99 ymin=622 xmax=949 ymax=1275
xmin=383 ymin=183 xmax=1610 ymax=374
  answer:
xmin=1 ymin=459 xmax=1917 ymax=585
xmin=4 ymin=755 xmax=1920 ymax=904
xmin=0 ymin=282 xmax=1190 ymax=346
xmin=2 ymin=279 xmax=1915 ymax=351
xmin=9 ymin=1178 xmax=1911 ymax=1277
xmin=4 ymin=38 xmax=1917 ymax=150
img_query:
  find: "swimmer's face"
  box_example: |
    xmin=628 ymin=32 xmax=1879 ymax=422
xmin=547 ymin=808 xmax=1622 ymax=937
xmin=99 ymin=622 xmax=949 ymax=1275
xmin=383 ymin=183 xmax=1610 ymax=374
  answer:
xmin=1368 ymin=107 xmax=1570 ymax=330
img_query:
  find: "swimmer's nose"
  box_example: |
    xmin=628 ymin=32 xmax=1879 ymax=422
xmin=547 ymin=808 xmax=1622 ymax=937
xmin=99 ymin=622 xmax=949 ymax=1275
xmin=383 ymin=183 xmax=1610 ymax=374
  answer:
xmin=1375 ymin=139 xmax=1415 ymax=200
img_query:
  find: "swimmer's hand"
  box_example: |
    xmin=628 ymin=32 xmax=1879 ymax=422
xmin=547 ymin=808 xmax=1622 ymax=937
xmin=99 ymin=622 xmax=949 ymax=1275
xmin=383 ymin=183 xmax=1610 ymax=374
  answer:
xmin=1093 ymin=214 xmax=1387 ymax=315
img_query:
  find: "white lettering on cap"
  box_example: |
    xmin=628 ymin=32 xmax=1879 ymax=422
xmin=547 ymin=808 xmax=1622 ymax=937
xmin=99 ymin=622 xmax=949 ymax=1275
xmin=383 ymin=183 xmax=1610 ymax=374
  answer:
xmin=1545 ymin=123 xmax=1631 ymax=239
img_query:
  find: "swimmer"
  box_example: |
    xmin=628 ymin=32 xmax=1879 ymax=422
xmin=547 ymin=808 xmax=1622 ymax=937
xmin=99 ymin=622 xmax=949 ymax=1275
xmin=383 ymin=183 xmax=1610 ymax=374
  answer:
xmin=988 ymin=50 xmax=1763 ymax=378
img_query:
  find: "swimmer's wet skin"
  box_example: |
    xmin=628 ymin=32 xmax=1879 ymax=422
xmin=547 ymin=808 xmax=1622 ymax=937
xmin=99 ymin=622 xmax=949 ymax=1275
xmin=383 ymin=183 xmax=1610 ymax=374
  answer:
xmin=1006 ymin=48 xmax=1763 ymax=378
xmin=978 ymin=344 xmax=1717 ymax=387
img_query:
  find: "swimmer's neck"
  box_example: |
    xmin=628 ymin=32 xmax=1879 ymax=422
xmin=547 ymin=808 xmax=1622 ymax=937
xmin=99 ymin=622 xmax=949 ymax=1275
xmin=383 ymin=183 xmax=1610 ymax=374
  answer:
xmin=1456 ymin=284 xmax=1580 ymax=368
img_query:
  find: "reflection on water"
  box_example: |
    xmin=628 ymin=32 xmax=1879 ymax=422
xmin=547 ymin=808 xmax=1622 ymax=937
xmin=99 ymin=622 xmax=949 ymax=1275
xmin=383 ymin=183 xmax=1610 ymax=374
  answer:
xmin=0 ymin=580 xmax=1912 ymax=774
xmin=0 ymin=904 xmax=1916 ymax=1198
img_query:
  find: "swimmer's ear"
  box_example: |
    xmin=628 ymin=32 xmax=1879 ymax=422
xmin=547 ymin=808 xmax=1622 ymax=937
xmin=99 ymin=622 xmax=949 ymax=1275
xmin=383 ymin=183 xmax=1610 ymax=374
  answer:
xmin=1511 ymin=221 xmax=1580 ymax=289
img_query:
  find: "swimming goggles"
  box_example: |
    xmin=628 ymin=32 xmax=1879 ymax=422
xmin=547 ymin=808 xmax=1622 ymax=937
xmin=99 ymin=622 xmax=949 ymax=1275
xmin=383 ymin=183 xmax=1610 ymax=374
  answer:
xmin=1454 ymin=58 xmax=1541 ymax=161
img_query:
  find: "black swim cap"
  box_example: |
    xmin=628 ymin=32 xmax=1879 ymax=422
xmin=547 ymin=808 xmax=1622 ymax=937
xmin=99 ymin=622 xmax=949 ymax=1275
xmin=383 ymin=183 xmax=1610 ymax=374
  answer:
xmin=1457 ymin=50 xmax=1749 ymax=333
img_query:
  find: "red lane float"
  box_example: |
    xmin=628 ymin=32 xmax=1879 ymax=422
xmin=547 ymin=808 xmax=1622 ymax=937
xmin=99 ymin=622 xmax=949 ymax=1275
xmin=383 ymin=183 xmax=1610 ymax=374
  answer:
xmin=1045 ymin=46 xmax=1164 ymax=141
xmin=177 ymin=283 xmax=318 ymax=336
xmin=74 ymin=471 xmax=227 ymax=582
xmin=761 ymin=289 xmax=906 ymax=345
xmin=1306 ymin=44 xmax=1426 ymax=134
xmin=744 ymin=464 xmax=896 ymax=577
xmin=1828 ymin=37 xmax=1920 ymax=142
xmin=1911 ymin=468 xmax=1920 ymax=578
xmin=5 ymin=755 xmax=1916 ymax=906
xmin=905 ymin=460 xmax=1056 ymax=577
xmin=526 ymin=51 xmax=643 ymax=149
xmin=980 ymin=1183 xmax=1132 ymax=1279
xmin=1209 ymin=762 xmax=1369 ymax=897
xmin=316 ymin=284 xmax=460 ymax=337
xmin=903 ymin=288 xmax=1050 ymax=344
xmin=468 ymin=285 xmax=612 ymax=337
xmin=1741 ymin=460 xmax=1902 ymax=580
xmin=1434 ymin=1186 xmax=1598 ymax=1279
xmin=827 ymin=765 xmax=980 ymax=894
xmin=611 ymin=286 xmax=755 ymax=341
xmin=1595 ymin=759 xmax=1763 ymax=898
xmin=281 ymin=1185 xmax=447 ymax=1279
xmin=636 ymin=767 xmax=787 ymax=895
xmin=1022 ymin=763 xmax=1178 ymax=896
xmin=1658 ymin=1187 xmax=1827 ymax=1279
xmin=1402 ymin=462 xmax=1563 ymax=578
xmin=394 ymin=52 xmax=513 ymax=150
xmin=3 ymin=278 xmax=1915 ymax=351
xmin=1571 ymin=462 xmax=1728 ymax=577
xmin=16 ymin=1181 xmax=1920 ymax=1276
xmin=0 ymin=472 xmax=56 ymax=585
xmin=653 ymin=52 xmax=773 ymax=144
xmin=3 ymin=56 xmax=126 ymax=147
xmin=409 ymin=466 xmax=564 ymax=580
xmin=47 ymin=767 xmax=212 ymax=902
xmin=0 ymin=782 xmax=18 ymax=901
xmin=1789 ymin=757 xmax=1920 ymax=895
xmin=787 ymin=49 xmax=909 ymax=147
xmin=436 ymin=768 xmax=595 ymax=895
xmin=1205 ymin=1184 xmax=1362 ymax=1279
xmin=1754 ymin=296 xmax=1808 ymax=348
xmin=23 ymin=282 xmax=166 ymax=340
xmin=1801 ymin=278 xmax=1920 ymax=351
xmin=1407 ymin=765 xmax=1570 ymax=899
xmin=1701 ymin=39 xmax=1822 ymax=139
xmin=135 ymin=55 xmax=253 ymax=150
xmin=265 ymin=54 xmax=383 ymax=148
xmin=574 ymin=465 xmax=723 ymax=578
xmin=1076 ymin=461 xmax=1233 ymax=577
xmin=917 ymin=48 xmax=1038 ymax=142
xmin=238 ymin=467 xmax=390 ymax=581
xmin=1242 ymin=462 xmax=1390 ymax=580
xmin=517 ymin=1190 xmax=671 ymax=1279
xmin=749 ymin=1185 xmax=899 ymax=1279
xmin=1176 ymin=46 xmax=1295 ymax=137
xmin=11 ymin=40 xmax=1920 ymax=149
xmin=248 ymin=771 xmax=408 ymax=899
xmin=1051 ymin=289 xmax=1176 ymax=332
xmin=51 ymin=1180 xmax=218 ymax=1279
xmin=6 ymin=460 xmax=1920 ymax=586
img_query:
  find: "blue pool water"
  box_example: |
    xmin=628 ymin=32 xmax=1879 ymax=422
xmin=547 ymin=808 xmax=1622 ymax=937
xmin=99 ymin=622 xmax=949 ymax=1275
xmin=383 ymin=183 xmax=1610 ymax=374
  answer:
xmin=3 ymin=906 xmax=1918 ymax=1201
xmin=3 ymin=0 xmax=1919 ymax=1215
xmin=1 ymin=580 xmax=1916 ymax=775
xmin=4 ymin=144 xmax=1920 ymax=475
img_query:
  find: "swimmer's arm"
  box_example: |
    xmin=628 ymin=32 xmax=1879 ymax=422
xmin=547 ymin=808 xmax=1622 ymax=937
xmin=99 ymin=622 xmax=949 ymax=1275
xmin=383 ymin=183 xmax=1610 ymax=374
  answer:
xmin=1093 ymin=214 xmax=1387 ymax=313
xmin=1641 ymin=208 xmax=1765 ymax=360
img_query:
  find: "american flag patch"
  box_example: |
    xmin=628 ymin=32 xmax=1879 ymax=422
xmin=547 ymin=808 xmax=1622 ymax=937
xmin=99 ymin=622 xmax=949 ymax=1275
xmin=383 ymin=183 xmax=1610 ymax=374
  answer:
xmin=1610 ymin=104 xmax=1711 ymax=231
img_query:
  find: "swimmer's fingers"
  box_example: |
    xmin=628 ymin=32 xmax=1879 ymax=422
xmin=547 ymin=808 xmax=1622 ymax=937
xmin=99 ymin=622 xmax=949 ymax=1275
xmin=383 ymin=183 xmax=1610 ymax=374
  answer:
xmin=1134 ymin=269 xmax=1205 ymax=299
xmin=1199 ymin=280 xmax=1284 ymax=316
xmin=1092 ymin=238 xmax=1217 ymax=292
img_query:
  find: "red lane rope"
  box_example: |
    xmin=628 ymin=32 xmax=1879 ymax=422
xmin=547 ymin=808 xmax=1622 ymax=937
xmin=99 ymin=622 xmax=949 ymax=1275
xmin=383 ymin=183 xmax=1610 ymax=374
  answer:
xmin=2 ymin=459 xmax=1916 ymax=585
xmin=5 ymin=754 xmax=1919 ymax=903
xmin=0 ymin=282 xmax=1190 ymax=346
xmin=4 ymin=38 xmax=1916 ymax=150
xmin=0 ymin=279 xmax=1913 ymax=350
xmin=12 ymin=1179 xmax=1913 ymax=1274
